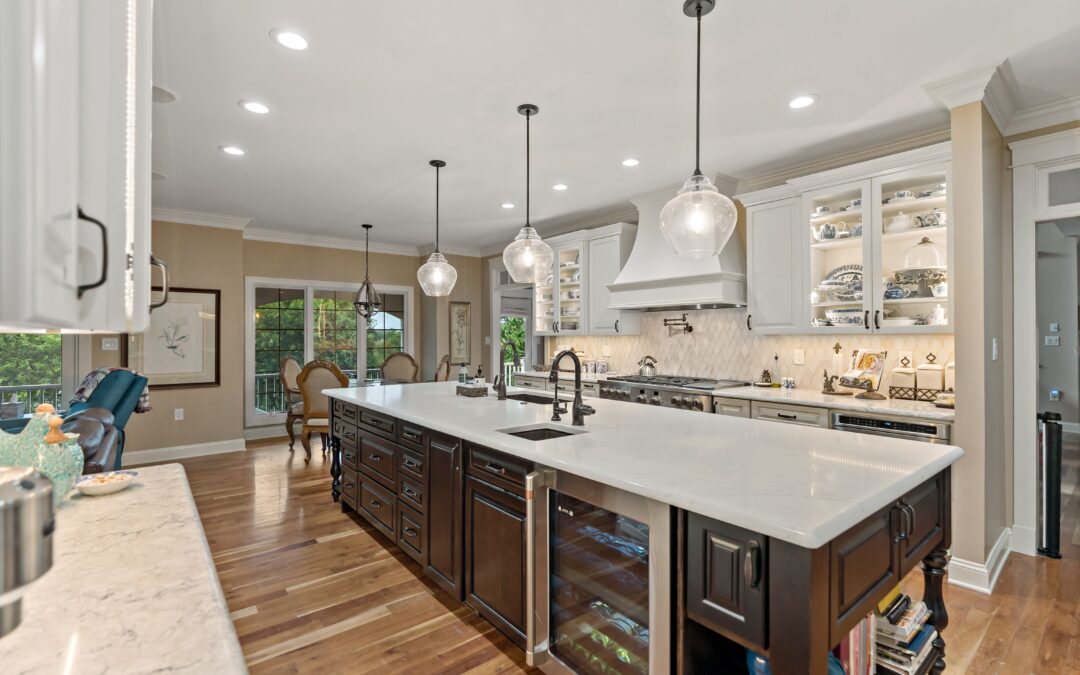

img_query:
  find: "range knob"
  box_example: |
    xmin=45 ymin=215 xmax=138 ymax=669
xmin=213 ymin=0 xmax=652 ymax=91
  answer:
xmin=621 ymin=391 xmax=631 ymax=400
xmin=636 ymin=394 xmax=647 ymax=404
xmin=649 ymin=396 xmax=662 ymax=406
xmin=674 ymin=396 xmax=687 ymax=408
xmin=692 ymin=399 xmax=704 ymax=411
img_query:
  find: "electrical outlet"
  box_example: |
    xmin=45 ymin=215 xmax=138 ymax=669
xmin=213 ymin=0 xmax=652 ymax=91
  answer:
xmin=101 ymin=337 xmax=119 ymax=351
xmin=793 ymin=349 xmax=805 ymax=366
xmin=174 ymin=408 xmax=184 ymax=421
xmin=1050 ymin=389 xmax=1062 ymax=402
xmin=1045 ymin=335 xmax=1061 ymax=347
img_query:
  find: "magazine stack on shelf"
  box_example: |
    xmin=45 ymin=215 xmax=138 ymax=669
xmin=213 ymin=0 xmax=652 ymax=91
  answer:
xmin=874 ymin=588 xmax=937 ymax=674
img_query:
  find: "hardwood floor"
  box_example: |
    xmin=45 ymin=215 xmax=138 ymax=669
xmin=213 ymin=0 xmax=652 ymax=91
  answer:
xmin=159 ymin=438 xmax=1080 ymax=674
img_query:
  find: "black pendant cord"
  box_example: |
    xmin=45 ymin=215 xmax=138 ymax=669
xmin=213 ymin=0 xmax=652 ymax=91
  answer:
xmin=435 ymin=164 xmax=440 ymax=252
xmin=525 ymin=110 xmax=531 ymax=227
xmin=693 ymin=5 xmax=703 ymax=177
xmin=363 ymin=225 xmax=371 ymax=282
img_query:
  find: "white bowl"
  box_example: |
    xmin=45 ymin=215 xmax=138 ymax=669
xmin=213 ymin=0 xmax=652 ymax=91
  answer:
xmin=881 ymin=318 xmax=917 ymax=327
xmin=75 ymin=470 xmax=138 ymax=496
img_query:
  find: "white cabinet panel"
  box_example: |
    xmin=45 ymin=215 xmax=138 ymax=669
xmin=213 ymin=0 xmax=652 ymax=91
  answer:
xmin=587 ymin=227 xmax=640 ymax=336
xmin=746 ymin=198 xmax=803 ymax=334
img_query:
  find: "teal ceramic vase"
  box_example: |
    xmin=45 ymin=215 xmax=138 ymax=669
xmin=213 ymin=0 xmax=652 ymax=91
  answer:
xmin=0 ymin=413 xmax=83 ymax=506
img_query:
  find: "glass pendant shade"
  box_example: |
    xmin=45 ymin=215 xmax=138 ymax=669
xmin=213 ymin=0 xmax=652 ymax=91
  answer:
xmin=503 ymin=226 xmax=554 ymax=283
xmin=418 ymin=251 xmax=458 ymax=296
xmin=660 ymin=173 xmax=737 ymax=258
xmin=353 ymin=279 xmax=381 ymax=319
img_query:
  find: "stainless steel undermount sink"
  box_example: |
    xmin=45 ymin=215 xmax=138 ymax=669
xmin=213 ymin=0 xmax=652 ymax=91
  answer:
xmin=496 ymin=423 xmax=587 ymax=441
xmin=504 ymin=392 xmax=574 ymax=405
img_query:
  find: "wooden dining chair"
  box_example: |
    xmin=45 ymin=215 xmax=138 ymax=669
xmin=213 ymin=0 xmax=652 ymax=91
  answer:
xmin=380 ymin=352 xmax=419 ymax=383
xmin=295 ymin=360 xmax=348 ymax=461
xmin=432 ymin=354 xmax=452 ymax=382
xmin=279 ymin=356 xmax=303 ymax=450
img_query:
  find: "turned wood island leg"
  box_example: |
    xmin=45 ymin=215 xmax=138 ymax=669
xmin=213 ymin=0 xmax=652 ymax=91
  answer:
xmin=330 ymin=434 xmax=341 ymax=503
xmin=922 ymin=548 xmax=949 ymax=674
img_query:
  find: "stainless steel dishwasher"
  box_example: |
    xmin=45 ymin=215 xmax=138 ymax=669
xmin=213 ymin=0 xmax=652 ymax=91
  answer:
xmin=831 ymin=411 xmax=952 ymax=443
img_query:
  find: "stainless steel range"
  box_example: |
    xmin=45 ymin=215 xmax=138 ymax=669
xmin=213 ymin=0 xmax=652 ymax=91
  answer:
xmin=598 ymin=375 xmax=748 ymax=410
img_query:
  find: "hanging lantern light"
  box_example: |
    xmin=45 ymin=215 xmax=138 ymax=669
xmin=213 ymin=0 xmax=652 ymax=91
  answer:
xmin=417 ymin=159 xmax=458 ymax=296
xmin=502 ymin=104 xmax=554 ymax=283
xmin=659 ymin=0 xmax=738 ymax=258
xmin=353 ymin=224 xmax=382 ymax=318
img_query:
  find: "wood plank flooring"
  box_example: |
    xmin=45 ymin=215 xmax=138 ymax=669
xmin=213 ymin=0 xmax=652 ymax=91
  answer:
xmin=157 ymin=437 xmax=1080 ymax=674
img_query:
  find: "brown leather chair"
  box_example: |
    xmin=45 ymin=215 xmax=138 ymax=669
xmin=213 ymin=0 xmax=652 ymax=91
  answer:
xmin=296 ymin=360 xmax=349 ymax=462
xmin=279 ymin=357 xmax=303 ymax=449
xmin=432 ymin=354 xmax=451 ymax=382
xmin=380 ymin=352 xmax=419 ymax=383
xmin=62 ymin=408 xmax=119 ymax=474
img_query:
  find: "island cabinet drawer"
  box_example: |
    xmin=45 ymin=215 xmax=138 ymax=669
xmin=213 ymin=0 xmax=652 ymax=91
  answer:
xmin=358 ymin=407 xmax=397 ymax=440
xmin=340 ymin=439 xmax=359 ymax=472
xmin=751 ymin=401 xmax=829 ymax=428
xmin=512 ymin=375 xmax=546 ymax=390
xmin=898 ymin=471 xmax=949 ymax=574
xmin=398 ymin=474 xmax=425 ymax=512
xmin=396 ymin=503 xmax=426 ymax=565
xmin=713 ymin=396 xmax=751 ymax=418
xmin=359 ymin=432 xmax=397 ymax=489
xmin=828 ymin=503 xmax=901 ymax=642
xmin=581 ymin=381 xmax=599 ymax=398
xmin=398 ymin=422 xmax=426 ymax=452
xmin=686 ymin=513 xmax=768 ymax=649
xmin=333 ymin=399 xmax=358 ymax=425
xmin=465 ymin=444 xmax=533 ymax=496
xmin=341 ymin=468 xmax=359 ymax=506
xmin=333 ymin=418 xmax=358 ymax=445
xmin=359 ymin=479 xmax=396 ymax=539
xmin=398 ymin=448 xmax=424 ymax=480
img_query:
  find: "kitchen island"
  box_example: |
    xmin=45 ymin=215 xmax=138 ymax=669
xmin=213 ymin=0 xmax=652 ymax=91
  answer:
xmin=0 ymin=463 xmax=246 ymax=674
xmin=325 ymin=382 xmax=962 ymax=674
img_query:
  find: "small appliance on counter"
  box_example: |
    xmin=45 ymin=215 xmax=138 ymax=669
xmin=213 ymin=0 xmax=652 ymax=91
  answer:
xmin=0 ymin=466 xmax=54 ymax=638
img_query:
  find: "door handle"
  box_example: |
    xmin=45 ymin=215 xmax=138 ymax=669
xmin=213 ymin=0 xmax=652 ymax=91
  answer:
xmin=864 ymin=310 xmax=870 ymax=329
xmin=874 ymin=310 xmax=881 ymax=330
xmin=744 ymin=540 xmax=762 ymax=589
xmin=149 ymin=254 xmax=169 ymax=310
xmin=615 ymin=319 xmax=620 ymax=333
xmin=76 ymin=206 xmax=108 ymax=298
xmin=746 ymin=314 xmax=752 ymax=330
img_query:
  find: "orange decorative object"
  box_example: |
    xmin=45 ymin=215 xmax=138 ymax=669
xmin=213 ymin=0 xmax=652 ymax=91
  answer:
xmin=35 ymin=403 xmax=56 ymax=414
xmin=44 ymin=415 xmax=66 ymax=444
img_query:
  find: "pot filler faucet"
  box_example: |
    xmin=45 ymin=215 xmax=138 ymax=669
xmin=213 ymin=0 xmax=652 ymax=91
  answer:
xmin=549 ymin=350 xmax=595 ymax=426
xmin=494 ymin=340 xmax=520 ymax=401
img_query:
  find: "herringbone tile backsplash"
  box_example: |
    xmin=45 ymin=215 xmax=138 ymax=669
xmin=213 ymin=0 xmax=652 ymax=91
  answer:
xmin=546 ymin=308 xmax=954 ymax=388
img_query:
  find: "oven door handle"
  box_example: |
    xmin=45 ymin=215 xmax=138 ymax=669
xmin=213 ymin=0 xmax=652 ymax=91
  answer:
xmin=525 ymin=469 xmax=554 ymax=667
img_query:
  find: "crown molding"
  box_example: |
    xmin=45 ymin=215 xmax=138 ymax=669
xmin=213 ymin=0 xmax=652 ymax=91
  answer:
xmin=735 ymin=127 xmax=951 ymax=196
xmin=923 ymin=62 xmax=1021 ymax=134
xmin=417 ymin=243 xmax=483 ymax=258
xmin=1006 ymin=93 xmax=1080 ymax=137
xmin=151 ymin=207 xmax=252 ymax=230
xmin=242 ymin=227 xmax=420 ymax=257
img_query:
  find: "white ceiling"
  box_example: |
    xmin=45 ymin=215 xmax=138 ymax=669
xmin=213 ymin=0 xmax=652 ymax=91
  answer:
xmin=151 ymin=0 xmax=1080 ymax=250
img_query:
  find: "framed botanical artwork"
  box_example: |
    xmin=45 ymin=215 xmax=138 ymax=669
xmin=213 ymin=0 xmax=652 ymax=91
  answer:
xmin=449 ymin=301 xmax=471 ymax=365
xmin=124 ymin=287 xmax=221 ymax=389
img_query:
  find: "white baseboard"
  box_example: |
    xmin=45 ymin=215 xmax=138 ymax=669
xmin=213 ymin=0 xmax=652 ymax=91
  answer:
xmin=244 ymin=425 xmax=291 ymax=442
xmin=125 ymin=438 xmax=246 ymax=465
xmin=1011 ymin=525 xmax=1037 ymax=556
xmin=948 ymin=528 xmax=1011 ymax=595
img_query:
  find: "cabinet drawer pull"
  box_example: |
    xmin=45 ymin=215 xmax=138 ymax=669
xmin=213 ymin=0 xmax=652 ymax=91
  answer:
xmin=744 ymin=540 xmax=761 ymax=589
xmin=899 ymin=501 xmax=915 ymax=539
xmin=369 ymin=499 xmax=382 ymax=509
xmin=403 ymin=486 xmax=420 ymax=499
xmin=403 ymin=458 xmax=420 ymax=470
xmin=368 ymin=417 xmax=387 ymax=428
xmin=482 ymin=462 xmax=507 ymax=476
xmin=344 ymin=481 xmax=354 ymax=489
xmin=403 ymin=527 xmax=418 ymax=538
xmin=369 ymin=453 xmax=382 ymax=462
xmin=343 ymin=452 xmax=355 ymax=462
xmin=777 ymin=413 xmax=798 ymax=420
xmin=402 ymin=429 xmax=422 ymax=442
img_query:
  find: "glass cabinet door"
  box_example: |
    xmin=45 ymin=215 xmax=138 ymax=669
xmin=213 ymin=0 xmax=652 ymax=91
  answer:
xmin=534 ymin=254 xmax=558 ymax=335
xmin=554 ymin=242 xmax=586 ymax=335
xmin=871 ymin=164 xmax=951 ymax=333
xmin=804 ymin=180 xmax=873 ymax=333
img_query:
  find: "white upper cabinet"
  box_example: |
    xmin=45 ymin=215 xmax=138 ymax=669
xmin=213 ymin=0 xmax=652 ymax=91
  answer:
xmin=0 ymin=0 xmax=155 ymax=332
xmin=745 ymin=197 xmax=803 ymax=333
xmin=587 ymin=224 xmax=640 ymax=336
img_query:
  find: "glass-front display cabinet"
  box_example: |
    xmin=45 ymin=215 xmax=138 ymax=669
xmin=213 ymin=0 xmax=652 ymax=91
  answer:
xmin=534 ymin=239 xmax=587 ymax=336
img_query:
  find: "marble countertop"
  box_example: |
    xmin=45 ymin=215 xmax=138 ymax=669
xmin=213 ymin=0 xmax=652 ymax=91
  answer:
xmin=513 ymin=370 xmax=617 ymax=383
xmin=326 ymin=382 xmax=962 ymax=549
xmin=715 ymin=386 xmax=955 ymax=421
xmin=0 ymin=464 xmax=247 ymax=674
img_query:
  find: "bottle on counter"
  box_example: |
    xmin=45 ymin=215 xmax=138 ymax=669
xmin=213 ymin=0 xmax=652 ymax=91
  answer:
xmin=458 ymin=364 xmax=468 ymax=383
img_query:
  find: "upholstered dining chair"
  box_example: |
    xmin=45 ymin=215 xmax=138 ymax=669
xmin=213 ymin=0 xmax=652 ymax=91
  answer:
xmin=295 ymin=359 xmax=348 ymax=461
xmin=279 ymin=356 xmax=303 ymax=450
xmin=380 ymin=352 xmax=420 ymax=383
xmin=432 ymin=354 xmax=451 ymax=382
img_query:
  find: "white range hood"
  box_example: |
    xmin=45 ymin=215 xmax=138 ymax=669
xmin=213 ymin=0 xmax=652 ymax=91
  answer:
xmin=607 ymin=182 xmax=746 ymax=311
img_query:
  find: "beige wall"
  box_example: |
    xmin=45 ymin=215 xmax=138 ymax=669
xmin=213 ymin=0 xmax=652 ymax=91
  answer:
xmin=88 ymin=221 xmax=485 ymax=455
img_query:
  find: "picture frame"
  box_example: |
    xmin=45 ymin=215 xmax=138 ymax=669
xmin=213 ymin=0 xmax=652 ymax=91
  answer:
xmin=448 ymin=301 xmax=471 ymax=366
xmin=124 ymin=287 xmax=221 ymax=389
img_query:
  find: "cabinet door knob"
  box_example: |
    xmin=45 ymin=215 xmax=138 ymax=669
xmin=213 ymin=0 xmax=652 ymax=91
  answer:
xmin=76 ymin=206 xmax=108 ymax=298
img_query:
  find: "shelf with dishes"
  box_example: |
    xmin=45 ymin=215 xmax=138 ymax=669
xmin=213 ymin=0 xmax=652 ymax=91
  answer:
xmin=881 ymin=224 xmax=946 ymax=243
xmin=880 ymin=191 xmax=946 ymax=216
xmin=810 ymin=235 xmax=863 ymax=250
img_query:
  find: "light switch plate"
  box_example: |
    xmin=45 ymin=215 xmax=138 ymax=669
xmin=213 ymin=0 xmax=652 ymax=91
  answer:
xmin=1050 ymin=389 xmax=1062 ymax=402
xmin=174 ymin=408 xmax=184 ymax=421
xmin=1046 ymin=335 xmax=1061 ymax=346
xmin=793 ymin=349 xmax=805 ymax=365
xmin=101 ymin=337 xmax=119 ymax=351
xmin=1050 ymin=322 xmax=1060 ymax=333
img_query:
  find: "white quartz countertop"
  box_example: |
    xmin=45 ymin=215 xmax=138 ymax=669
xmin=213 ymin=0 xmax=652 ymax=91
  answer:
xmin=513 ymin=370 xmax=616 ymax=383
xmin=0 ymin=464 xmax=247 ymax=674
xmin=715 ymin=386 xmax=955 ymax=421
xmin=326 ymin=382 xmax=962 ymax=549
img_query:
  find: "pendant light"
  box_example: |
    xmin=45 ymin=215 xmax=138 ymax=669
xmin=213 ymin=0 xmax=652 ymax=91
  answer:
xmin=502 ymin=103 xmax=554 ymax=284
xmin=659 ymin=0 xmax=737 ymax=259
xmin=417 ymin=159 xmax=458 ymax=296
xmin=353 ymin=224 xmax=382 ymax=318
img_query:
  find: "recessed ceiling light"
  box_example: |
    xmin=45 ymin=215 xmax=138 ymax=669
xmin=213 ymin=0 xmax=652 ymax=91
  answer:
xmin=219 ymin=145 xmax=245 ymax=156
xmin=788 ymin=94 xmax=818 ymax=109
xmin=270 ymin=29 xmax=308 ymax=50
xmin=552 ymin=183 xmax=568 ymax=191
xmin=622 ymin=158 xmax=640 ymax=167
xmin=501 ymin=203 xmax=515 ymax=209
xmin=239 ymin=99 xmax=270 ymax=114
